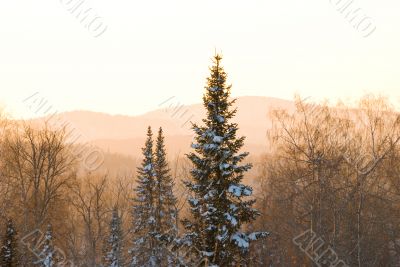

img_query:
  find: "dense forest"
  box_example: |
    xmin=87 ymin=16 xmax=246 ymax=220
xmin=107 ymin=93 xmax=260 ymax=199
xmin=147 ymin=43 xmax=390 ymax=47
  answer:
xmin=1 ymin=56 xmax=400 ymax=267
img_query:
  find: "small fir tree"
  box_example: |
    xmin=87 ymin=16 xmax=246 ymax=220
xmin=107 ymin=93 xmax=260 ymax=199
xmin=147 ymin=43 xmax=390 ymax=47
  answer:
xmin=154 ymin=127 xmax=178 ymax=266
xmin=1 ymin=219 xmax=18 ymax=267
xmin=105 ymin=207 xmax=124 ymax=267
xmin=40 ymin=224 xmax=54 ymax=267
xmin=131 ymin=126 xmax=158 ymax=267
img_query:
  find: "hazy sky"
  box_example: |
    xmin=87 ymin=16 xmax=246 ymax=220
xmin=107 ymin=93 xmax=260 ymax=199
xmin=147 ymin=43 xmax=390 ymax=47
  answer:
xmin=1 ymin=0 xmax=399 ymax=119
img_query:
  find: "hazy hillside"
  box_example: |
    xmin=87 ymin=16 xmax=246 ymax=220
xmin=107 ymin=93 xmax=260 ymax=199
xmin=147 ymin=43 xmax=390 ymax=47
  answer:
xmin=29 ymin=96 xmax=295 ymax=157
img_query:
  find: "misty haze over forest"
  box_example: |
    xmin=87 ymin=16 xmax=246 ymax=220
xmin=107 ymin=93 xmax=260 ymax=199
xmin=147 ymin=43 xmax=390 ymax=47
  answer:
xmin=2 ymin=0 xmax=400 ymax=266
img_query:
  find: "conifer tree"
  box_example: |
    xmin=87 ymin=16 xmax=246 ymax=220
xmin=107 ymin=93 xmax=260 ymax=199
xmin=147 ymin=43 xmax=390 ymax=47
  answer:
xmin=154 ymin=127 xmax=178 ymax=266
xmin=40 ymin=224 xmax=54 ymax=267
xmin=1 ymin=219 xmax=18 ymax=267
xmin=105 ymin=207 xmax=124 ymax=267
xmin=131 ymin=126 xmax=158 ymax=267
xmin=182 ymin=54 xmax=267 ymax=266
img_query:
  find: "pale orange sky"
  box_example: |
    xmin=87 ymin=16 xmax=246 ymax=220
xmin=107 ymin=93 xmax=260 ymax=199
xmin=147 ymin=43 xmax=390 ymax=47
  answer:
xmin=1 ymin=0 xmax=399 ymax=119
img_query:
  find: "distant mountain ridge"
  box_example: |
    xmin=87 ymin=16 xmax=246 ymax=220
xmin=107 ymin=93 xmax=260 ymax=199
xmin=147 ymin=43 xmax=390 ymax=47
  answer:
xmin=29 ymin=96 xmax=295 ymax=157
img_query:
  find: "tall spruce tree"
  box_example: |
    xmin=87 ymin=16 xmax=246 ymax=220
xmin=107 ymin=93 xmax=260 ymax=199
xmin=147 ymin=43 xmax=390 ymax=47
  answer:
xmin=154 ymin=127 xmax=178 ymax=266
xmin=1 ymin=219 xmax=18 ymax=267
xmin=131 ymin=126 xmax=158 ymax=267
xmin=105 ymin=207 xmax=124 ymax=267
xmin=183 ymin=54 xmax=267 ymax=266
